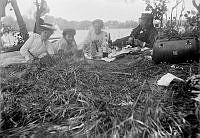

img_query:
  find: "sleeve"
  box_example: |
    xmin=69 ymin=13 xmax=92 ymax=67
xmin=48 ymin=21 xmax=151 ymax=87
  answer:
xmin=130 ymin=25 xmax=141 ymax=37
xmin=52 ymin=39 xmax=62 ymax=54
xmin=102 ymin=32 xmax=108 ymax=46
xmin=72 ymin=39 xmax=78 ymax=49
xmin=46 ymin=41 xmax=55 ymax=55
xmin=0 ymin=37 xmax=3 ymax=51
xmin=20 ymin=34 xmax=35 ymax=61
xmin=112 ymin=36 xmax=130 ymax=46
xmin=146 ymin=29 xmax=158 ymax=48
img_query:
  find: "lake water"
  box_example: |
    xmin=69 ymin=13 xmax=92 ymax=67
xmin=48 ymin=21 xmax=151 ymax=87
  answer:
xmin=51 ymin=28 xmax=132 ymax=48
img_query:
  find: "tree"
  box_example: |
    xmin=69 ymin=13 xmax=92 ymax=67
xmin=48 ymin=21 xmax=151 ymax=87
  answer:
xmin=143 ymin=0 xmax=169 ymax=27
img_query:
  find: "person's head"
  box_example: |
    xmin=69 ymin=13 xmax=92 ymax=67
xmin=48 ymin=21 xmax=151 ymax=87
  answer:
xmin=62 ymin=28 xmax=76 ymax=43
xmin=139 ymin=13 xmax=154 ymax=29
xmin=92 ymin=19 xmax=104 ymax=35
xmin=40 ymin=23 xmax=55 ymax=41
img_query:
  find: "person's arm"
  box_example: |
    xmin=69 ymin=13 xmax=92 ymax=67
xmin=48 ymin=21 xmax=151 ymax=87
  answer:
xmin=20 ymin=35 xmax=35 ymax=61
xmin=34 ymin=0 xmax=45 ymax=34
xmin=72 ymin=38 xmax=78 ymax=49
xmin=145 ymin=29 xmax=158 ymax=48
xmin=134 ymin=28 xmax=158 ymax=48
xmin=46 ymin=41 xmax=55 ymax=55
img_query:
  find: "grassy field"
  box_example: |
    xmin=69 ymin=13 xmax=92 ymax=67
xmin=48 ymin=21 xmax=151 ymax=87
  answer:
xmin=0 ymin=53 xmax=199 ymax=137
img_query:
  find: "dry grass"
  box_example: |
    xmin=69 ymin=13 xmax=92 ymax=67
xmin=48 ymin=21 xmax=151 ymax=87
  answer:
xmin=0 ymin=54 xmax=199 ymax=137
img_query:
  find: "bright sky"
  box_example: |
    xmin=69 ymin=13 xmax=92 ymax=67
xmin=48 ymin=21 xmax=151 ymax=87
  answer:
xmin=5 ymin=0 xmax=196 ymax=22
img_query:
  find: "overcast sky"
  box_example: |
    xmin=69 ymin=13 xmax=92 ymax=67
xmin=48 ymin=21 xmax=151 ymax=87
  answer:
xmin=5 ymin=0 xmax=196 ymax=22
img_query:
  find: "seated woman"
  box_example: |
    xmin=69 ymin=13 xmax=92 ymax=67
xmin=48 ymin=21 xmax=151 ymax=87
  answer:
xmin=81 ymin=19 xmax=110 ymax=59
xmin=54 ymin=28 xmax=77 ymax=54
xmin=20 ymin=23 xmax=55 ymax=63
xmin=53 ymin=28 xmax=83 ymax=60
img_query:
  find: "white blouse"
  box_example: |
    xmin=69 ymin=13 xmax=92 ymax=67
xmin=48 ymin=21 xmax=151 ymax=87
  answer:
xmin=20 ymin=33 xmax=54 ymax=61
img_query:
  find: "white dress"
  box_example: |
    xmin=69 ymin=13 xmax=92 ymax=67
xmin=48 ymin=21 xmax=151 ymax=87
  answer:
xmin=80 ymin=27 xmax=109 ymax=59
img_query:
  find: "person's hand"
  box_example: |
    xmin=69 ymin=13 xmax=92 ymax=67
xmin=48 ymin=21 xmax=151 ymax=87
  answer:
xmin=58 ymin=49 xmax=65 ymax=55
xmin=134 ymin=39 xmax=143 ymax=47
xmin=128 ymin=37 xmax=134 ymax=45
xmin=27 ymin=59 xmax=33 ymax=64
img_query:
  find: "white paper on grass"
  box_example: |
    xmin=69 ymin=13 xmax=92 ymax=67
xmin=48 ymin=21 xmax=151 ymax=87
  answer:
xmin=109 ymin=47 xmax=139 ymax=58
xmin=141 ymin=47 xmax=150 ymax=52
xmin=101 ymin=57 xmax=116 ymax=62
xmin=157 ymin=73 xmax=184 ymax=86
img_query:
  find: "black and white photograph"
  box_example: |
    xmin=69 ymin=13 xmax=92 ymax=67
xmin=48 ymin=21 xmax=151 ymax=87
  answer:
xmin=0 ymin=0 xmax=200 ymax=137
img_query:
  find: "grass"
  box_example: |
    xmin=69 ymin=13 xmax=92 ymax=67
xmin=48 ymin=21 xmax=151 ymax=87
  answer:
xmin=0 ymin=53 xmax=199 ymax=137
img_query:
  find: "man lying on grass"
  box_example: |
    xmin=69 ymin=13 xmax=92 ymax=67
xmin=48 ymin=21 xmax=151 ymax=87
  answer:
xmin=20 ymin=23 xmax=56 ymax=63
xmin=113 ymin=13 xmax=158 ymax=49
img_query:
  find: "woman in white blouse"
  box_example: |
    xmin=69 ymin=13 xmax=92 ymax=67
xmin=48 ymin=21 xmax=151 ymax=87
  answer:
xmin=20 ymin=23 xmax=55 ymax=63
xmin=81 ymin=19 xmax=110 ymax=59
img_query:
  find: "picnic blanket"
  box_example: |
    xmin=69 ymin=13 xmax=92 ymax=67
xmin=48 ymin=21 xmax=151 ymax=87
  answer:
xmin=0 ymin=51 xmax=27 ymax=67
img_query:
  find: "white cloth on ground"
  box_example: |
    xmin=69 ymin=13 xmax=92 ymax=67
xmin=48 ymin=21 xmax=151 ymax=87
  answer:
xmin=0 ymin=51 xmax=26 ymax=67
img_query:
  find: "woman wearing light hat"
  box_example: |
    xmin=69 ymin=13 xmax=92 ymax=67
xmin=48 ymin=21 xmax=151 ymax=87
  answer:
xmin=20 ymin=23 xmax=56 ymax=63
xmin=81 ymin=19 xmax=110 ymax=59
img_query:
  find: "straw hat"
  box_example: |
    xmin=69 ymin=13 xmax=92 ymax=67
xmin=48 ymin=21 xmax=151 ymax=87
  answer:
xmin=40 ymin=23 xmax=56 ymax=31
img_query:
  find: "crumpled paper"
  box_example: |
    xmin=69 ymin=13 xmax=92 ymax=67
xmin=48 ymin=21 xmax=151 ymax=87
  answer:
xmin=157 ymin=73 xmax=184 ymax=86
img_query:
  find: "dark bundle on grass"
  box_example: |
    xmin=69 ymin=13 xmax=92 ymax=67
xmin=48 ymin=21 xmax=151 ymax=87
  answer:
xmin=0 ymin=53 xmax=199 ymax=137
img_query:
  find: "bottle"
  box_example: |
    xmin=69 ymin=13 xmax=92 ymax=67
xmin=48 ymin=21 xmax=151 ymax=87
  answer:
xmin=108 ymin=33 xmax=112 ymax=47
xmin=103 ymin=34 xmax=109 ymax=58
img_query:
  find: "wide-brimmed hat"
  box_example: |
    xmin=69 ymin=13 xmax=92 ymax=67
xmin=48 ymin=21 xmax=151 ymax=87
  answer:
xmin=40 ymin=23 xmax=56 ymax=31
xmin=92 ymin=19 xmax=104 ymax=28
xmin=63 ymin=28 xmax=76 ymax=36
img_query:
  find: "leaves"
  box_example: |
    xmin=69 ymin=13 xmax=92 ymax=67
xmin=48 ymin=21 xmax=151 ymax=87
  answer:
xmin=144 ymin=0 xmax=168 ymax=23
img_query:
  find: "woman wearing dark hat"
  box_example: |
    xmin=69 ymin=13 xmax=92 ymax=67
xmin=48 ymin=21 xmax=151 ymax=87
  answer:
xmin=53 ymin=28 xmax=85 ymax=61
xmin=54 ymin=28 xmax=77 ymax=54
xmin=81 ymin=19 xmax=110 ymax=59
xmin=113 ymin=13 xmax=158 ymax=48
xmin=20 ymin=23 xmax=56 ymax=62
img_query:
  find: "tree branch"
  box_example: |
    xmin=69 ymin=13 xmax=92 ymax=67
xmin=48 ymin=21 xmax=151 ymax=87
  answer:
xmin=192 ymin=0 xmax=200 ymax=13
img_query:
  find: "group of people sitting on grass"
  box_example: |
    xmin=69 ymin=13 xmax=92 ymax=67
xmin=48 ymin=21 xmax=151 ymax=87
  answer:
xmin=17 ymin=13 xmax=157 ymax=64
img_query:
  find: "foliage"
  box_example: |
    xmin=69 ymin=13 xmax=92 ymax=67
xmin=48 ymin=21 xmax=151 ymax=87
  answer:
xmin=143 ymin=0 xmax=169 ymax=27
xmin=183 ymin=10 xmax=200 ymax=37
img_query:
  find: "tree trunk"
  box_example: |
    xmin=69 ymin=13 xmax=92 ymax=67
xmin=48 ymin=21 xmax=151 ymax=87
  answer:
xmin=192 ymin=0 xmax=200 ymax=13
xmin=11 ymin=0 xmax=29 ymax=41
xmin=34 ymin=0 xmax=44 ymax=34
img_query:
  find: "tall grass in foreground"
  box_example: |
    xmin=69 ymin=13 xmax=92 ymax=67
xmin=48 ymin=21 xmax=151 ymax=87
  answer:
xmin=0 ymin=54 xmax=199 ymax=137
